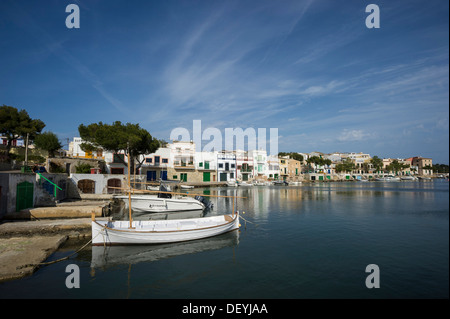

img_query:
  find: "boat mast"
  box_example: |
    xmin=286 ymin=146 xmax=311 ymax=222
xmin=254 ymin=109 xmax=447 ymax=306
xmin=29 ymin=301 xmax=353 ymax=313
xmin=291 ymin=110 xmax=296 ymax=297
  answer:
xmin=127 ymin=143 xmax=134 ymax=229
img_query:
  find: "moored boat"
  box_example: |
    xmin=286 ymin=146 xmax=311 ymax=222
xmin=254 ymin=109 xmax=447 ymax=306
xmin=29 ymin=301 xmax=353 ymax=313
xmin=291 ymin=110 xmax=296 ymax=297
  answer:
xmin=400 ymin=176 xmax=417 ymax=180
xmin=116 ymin=193 xmax=207 ymax=213
xmin=374 ymin=175 xmax=400 ymax=181
xmin=91 ymin=212 xmax=240 ymax=245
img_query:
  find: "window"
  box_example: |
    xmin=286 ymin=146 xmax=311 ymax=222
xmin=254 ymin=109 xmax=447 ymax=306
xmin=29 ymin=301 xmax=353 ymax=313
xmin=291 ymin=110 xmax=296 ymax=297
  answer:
xmin=113 ymin=153 xmax=125 ymax=163
xmin=162 ymin=158 xmax=168 ymax=163
xmin=145 ymin=158 xmax=152 ymax=163
xmin=231 ymin=164 xmax=235 ymax=168
xmin=218 ymin=163 xmax=223 ymax=168
xmin=111 ymin=168 xmax=124 ymax=174
xmin=199 ymin=162 xmax=203 ymax=167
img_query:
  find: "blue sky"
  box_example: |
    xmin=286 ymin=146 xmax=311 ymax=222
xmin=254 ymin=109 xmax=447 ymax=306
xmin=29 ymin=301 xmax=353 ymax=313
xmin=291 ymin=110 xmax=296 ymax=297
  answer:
xmin=1 ymin=0 xmax=448 ymax=163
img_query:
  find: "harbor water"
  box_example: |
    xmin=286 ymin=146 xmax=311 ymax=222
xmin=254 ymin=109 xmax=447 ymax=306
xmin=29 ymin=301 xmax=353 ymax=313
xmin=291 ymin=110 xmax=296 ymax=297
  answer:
xmin=0 ymin=180 xmax=448 ymax=299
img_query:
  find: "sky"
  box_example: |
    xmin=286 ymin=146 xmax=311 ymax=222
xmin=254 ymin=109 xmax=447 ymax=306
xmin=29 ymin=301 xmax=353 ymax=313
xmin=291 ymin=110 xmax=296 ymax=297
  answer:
xmin=0 ymin=0 xmax=448 ymax=163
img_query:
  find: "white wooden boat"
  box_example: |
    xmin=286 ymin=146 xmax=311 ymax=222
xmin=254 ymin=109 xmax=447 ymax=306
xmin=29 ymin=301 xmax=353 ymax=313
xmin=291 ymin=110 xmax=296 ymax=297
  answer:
xmin=180 ymin=185 xmax=194 ymax=189
xmin=115 ymin=194 xmax=206 ymax=213
xmin=226 ymin=181 xmax=238 ymax=187
xmin=91 ymin=212 xmax=240 ymax=245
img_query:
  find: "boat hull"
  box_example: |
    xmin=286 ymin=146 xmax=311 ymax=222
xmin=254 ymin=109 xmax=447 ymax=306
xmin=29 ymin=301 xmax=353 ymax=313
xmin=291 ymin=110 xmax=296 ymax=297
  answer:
xmin=92 ymin=214 xmax=240 ymax=245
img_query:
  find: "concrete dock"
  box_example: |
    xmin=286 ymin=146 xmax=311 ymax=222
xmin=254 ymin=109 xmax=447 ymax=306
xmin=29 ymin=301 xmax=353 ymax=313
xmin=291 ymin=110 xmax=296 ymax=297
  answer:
xmin=0 ymin=200 xmax=111 ymax=282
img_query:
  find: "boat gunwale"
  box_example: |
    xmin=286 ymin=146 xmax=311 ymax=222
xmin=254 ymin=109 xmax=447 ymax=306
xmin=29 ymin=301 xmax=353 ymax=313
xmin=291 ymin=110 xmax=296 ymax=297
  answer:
xmin=92 ymin=213 xmax=238 ymax=234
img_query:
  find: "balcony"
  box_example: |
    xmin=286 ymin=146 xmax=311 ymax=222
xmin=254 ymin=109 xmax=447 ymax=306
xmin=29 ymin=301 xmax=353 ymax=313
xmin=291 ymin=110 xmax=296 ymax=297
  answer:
xmin=174 ymin=161 xmax=195 ymax=170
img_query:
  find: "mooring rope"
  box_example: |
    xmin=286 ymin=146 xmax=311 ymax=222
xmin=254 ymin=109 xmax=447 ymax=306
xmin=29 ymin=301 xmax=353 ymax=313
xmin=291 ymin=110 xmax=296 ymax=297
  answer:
xmin=16 ymin=235 xmax=97 ymax=270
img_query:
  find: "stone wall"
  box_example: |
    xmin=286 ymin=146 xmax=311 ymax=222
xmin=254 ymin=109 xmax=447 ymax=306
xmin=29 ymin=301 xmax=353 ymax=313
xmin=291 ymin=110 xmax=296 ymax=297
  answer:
xmin=0 ymin=172 xmax=69 ymax=218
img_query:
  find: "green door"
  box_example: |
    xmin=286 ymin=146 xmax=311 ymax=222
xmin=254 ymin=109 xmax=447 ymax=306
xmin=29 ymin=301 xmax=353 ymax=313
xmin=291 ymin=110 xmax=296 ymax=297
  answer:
xmin=220 ymin=173 xmax=227 ymax=181
xmin=203 ymin=172 xmax=210 ymax=182
xmin=16 ymin=181 xmax=34 ymax=212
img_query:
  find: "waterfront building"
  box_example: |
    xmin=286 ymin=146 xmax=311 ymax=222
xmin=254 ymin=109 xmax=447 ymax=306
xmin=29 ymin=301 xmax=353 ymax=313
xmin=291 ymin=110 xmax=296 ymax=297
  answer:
xmin=279 ymin=156 xmax=289 ymax=180
xmin=140 ymin=146 xmax=171 ymax=181
xmin=196 ymin=150 xmax=217 ymax=182
xmin=348 ymin=152 xmax=372 ymax=174
xmin=266 ymin=154 xmax=280 ymax=180
xmin=288 ymin=157 xmax=302 ymax=180
xmin=250 ymin=149 xmax=267 ymax=180
xmin=411 ymin=156 xmax=433 ymax=176
xmin=216 ymin=150 xmax=236 ymax=182
xmin=235 ymin=150 xmax=254 ymax=182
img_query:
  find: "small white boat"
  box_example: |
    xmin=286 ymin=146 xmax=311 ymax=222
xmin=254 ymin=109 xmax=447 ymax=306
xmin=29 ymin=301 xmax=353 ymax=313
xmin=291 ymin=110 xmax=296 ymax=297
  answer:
xmin=91 ymin=213 xmax=240 ymax=245
xmin=115 ymin=194 xmax=207 ymax=213
xmin=253 ymin=181 xmax=266 ymax=186
xmin=418 ymin=176 xmax=432 ymax=180
xmin=226 ymin=181 xmax=238 ymax=187
xmin=374 ymin=175 xmax=400 ymax=181
xmin=180 ymin=185 xmax=194 ymax=189
xmin=238 ymin=181 xmax=252 ymax=187
xmin=400 ymin=176 xmax=417 ymax=180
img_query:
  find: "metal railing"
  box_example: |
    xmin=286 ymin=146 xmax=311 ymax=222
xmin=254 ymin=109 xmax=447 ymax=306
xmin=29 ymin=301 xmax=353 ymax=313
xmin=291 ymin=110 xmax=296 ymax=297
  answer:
xmin=36 ymin=172 xmax=62 ymax=197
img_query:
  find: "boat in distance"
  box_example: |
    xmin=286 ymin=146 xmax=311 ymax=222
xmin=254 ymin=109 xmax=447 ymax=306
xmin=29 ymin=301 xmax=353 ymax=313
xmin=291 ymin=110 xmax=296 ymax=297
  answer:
xmin=91 ymin=213 xmax=240 ymax=245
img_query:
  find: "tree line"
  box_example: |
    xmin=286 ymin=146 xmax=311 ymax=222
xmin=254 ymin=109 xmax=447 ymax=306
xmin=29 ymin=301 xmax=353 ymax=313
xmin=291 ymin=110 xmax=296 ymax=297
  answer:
xmin=0 ymin=105 xmax=164 ymax=171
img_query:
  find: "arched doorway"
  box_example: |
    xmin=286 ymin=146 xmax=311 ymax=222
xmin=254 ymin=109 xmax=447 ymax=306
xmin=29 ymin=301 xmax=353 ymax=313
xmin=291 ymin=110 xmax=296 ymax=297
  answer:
xmin=107 ymin=178 xmax=121 ymax=194
xmin=77 ymin=179 xmax=95 ymax=194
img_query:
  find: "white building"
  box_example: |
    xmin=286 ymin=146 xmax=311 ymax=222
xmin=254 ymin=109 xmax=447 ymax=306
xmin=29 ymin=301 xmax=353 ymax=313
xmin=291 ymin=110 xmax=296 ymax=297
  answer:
xmin=250 ymin=149 xmax=268 ymax=179
xmin=139 ymin=147 xmax=172 ymax=181
xmin=68 ymin=137 xmax=104 ymax=159
xmin=216 ymin=151 xmax=236 ymax=182
xmin=266 ymin=154 xmax=280 ymax=180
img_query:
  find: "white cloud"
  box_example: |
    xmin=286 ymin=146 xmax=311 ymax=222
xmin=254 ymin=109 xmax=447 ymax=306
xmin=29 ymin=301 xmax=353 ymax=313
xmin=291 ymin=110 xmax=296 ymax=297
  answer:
xmin=337 ymin=129 xmax=374 ymax=142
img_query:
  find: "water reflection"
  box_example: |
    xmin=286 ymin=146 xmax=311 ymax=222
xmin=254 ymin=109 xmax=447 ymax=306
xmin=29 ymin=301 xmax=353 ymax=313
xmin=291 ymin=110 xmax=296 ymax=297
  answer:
xmin=192 ymin=181 xmax=446 ymax=221
xmin=90 ymin=230 xmax=239 ymax=270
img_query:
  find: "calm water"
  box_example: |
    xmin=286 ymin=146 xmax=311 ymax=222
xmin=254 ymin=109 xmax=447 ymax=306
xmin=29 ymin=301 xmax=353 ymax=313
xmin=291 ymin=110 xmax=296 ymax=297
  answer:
xmin=0 ymin=180 xmax=448 ymax=299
